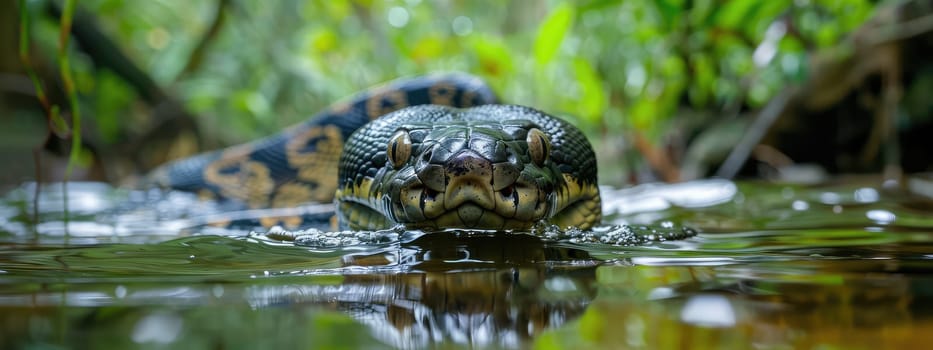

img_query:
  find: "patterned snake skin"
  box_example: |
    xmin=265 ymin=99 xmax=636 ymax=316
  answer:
xmin=148 ymin=74 xmax=600 ymax=231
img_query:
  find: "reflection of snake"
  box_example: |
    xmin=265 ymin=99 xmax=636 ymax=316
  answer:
xmin=150 ymin=74 xmax=600 ymax=230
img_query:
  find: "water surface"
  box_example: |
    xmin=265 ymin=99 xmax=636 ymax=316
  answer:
xmin=2 ymin=177 xmax=933 ymax=349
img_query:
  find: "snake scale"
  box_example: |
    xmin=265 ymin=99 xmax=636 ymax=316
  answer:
xmin=149 ymin=74 xmax=601 ymax=231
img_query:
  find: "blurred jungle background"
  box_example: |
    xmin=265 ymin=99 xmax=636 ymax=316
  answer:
xmin=1 ymin=0 xmax=931 ymax=190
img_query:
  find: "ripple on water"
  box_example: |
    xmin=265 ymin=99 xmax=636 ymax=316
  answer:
xmin=3 ymin=177 xmax=933 ymax=349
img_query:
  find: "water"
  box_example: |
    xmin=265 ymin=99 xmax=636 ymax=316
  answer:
xmin=1 ymin=177 xmax=933 ymax=349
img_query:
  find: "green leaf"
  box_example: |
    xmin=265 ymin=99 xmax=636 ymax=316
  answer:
xmin=713 ymin=0 xmax=760 ymax=30
xmin=748 ymin=1 xmax=789 ymax=38
xmin=630 ymin=98 xmax=659 ymax=132
xmin=49 ymin=105 xmax=70 ymax=137
xmin=304 ymin=0 xmax=351 ymax=22
xmin=652 ymin=0 xmax=684 ymax=30
xmin=409 ymin=35 xmax=445 ymax=63
xmin=690 ymin=0 xmax=716 ymax=27
xmin=576 ymin=0 xmax=624 ymax=13
xmin=471 ymin=35 xmax=514 ymax=77
xmin=572 ymin=58 xmax=607 ymax=124
xmin=689 ymin=53 xmax=714 ymax=107
xmin=533 ymin=2 xmax=575 ymax=65
xmin=306 ymin=28 xmax=338 ymax=54
xmin=578 ymin=305 xmax=606 ymax=342
xmin=659 ymin=55 xmax=687 ymax=115
xmin=74 ymin=145 xmax=94 ymax=168
xmin=95 ymin=71 xmax=134 ymax=143
xmin=231 ymin=90 xmax=270 ymax=117
xmin=815 ymin=25 xmax=840 ymax=47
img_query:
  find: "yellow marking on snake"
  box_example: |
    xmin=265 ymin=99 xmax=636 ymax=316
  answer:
xmin=366 ymin=88 xmax=409 ymax=119
xmin=271 ymin=182 xmax=314 ymax=207
xmin=428 ymin=82 xmax=456 ymax=105
xmin=336 ymin=178 xmax=392 ymax=229
xmin=550 ymin=173 xmax=602 ymax=229
xmin=154 ymin=75 xmax=525 ymax=231
xmin=264 ymin=182 xmax=315 ymax=228
xmin=203 ymin=149 xmax=275 ymax=208
xmin=460 ymin=90 xmax=478 ymax=107
xmin=329 ymin=99 xmax=352 ymax=115
xmin=285 ymin=125 xmax=344 ymax=203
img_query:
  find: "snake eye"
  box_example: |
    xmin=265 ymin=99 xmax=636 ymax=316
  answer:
xmin=526 ymin=128 xmax=550 ymax=166
xmin=387 ymin=130 xmax=412 ymax=169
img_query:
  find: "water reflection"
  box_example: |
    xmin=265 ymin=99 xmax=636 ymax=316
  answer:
xmin=3 ymin=177 xmax=933 ymax=348
xmin=251 ymin=233 xmax=598 ymax=348
xmin=0 ymin=233 xmax=599 ymax=349
xmin=541 ymin=258 xmax=931 ymax=349
xmin=131 ymin=311 xmax=184 ymax=344
xmin=680 ymin=295 xmax=735 ymax=327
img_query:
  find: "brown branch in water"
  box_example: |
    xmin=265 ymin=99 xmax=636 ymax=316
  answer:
xmin=870 ymin=44 xmax=903 ymax=182
xmin=632 ymin=133 xmax=681 ymax=183
xmin=179 ymin=0 xmax=231 ymax=78
xmin=715 ymin=89 xmax=795 ymax=178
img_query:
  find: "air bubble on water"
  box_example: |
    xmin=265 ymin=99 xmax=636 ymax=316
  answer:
xmin=250 ymin=226 xmax=405 ymax=248
xmin=792 ymin=200 xmax=809 ymax=211
xmin=866 ymin=209 xmax=895 ymax=224
xmin=131 ymin=311 xmax=183 ymax=344
xmin=115 ymin=285 xmax=127 ymax=299
xmin=212 ymin=285 xmax=224 ymax=298
xmin=249 ymin=222 xmax=695 ymax=248
xmin=531 ymin=222 xmax=697 ymax=246
xmin=854 ymin=187 xmax=880 ymax=203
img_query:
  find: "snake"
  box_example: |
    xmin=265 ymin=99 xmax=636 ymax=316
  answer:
xmin=149 ymin=74 xmax=601 ymax=231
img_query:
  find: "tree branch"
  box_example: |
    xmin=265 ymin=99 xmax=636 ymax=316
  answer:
xmin=179 ymin=0 xmax=231 ymax=78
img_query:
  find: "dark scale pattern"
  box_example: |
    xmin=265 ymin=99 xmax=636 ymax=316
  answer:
xmin=469 ymin=105 xmax=598 ymax=186
xmin=149 ymin=74 xmax=601 ymax=230
xmin=338 ymin=104 xmax=599 ymax=205
xmin=149 ymin=74 xmax=498 ymax=208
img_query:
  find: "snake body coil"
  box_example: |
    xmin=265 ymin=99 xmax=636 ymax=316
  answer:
xmin=150 ymin=74 xmax=600 ymax=231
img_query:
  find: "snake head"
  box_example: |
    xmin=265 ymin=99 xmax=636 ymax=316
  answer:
xmin=336 ymin=105 xmax=601 ymax=231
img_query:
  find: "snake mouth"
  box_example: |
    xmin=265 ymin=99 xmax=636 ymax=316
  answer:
xmin=424 ymin=204 xmax=509 ymax=230
xmin=387 ymin=146 xmax=551 ymax=230
xmin=394 ymin=171 xmax=552 ymax=231
xmin=396 ymin=190 xmax=551 ymax=231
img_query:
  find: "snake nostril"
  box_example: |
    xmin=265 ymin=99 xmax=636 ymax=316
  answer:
xmin=500 ymin=185 xmax=514 ymax=197
xmin=422 ymin=150 xmax=433 ymax=163
xmin=424 ymin=187 xmax=439 ymax=200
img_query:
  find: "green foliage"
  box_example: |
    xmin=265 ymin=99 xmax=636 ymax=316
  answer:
xmin=534 ymin=2 xmax=575 ymax=66
xmin=57 ymin=0 xmax=84 ymax=174
xmin=571 ymin=58 xmax=607 ymax=123
xmin=18 ymin=0 xmax=66 ymax=137
xmin=470 ymin=34 xmax=515 ymax=78
xmin=21 ymin=0 xmax=877 ymax=180
xmin=93 ymin=71 xmax=134 ymax=143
